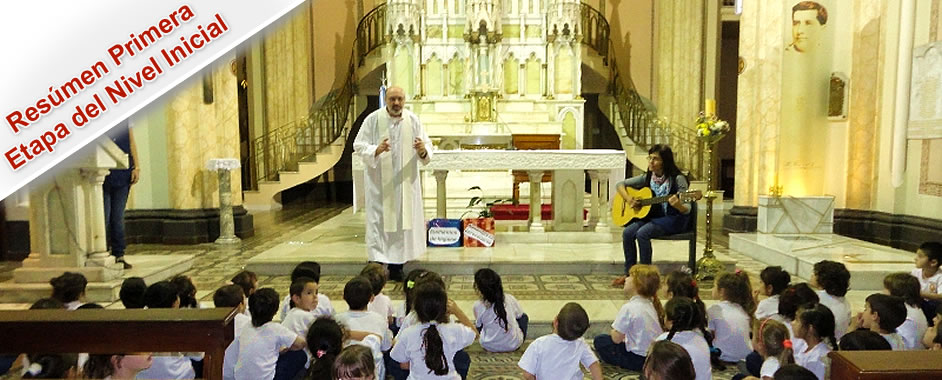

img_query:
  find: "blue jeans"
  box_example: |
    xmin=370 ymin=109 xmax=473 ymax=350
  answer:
xmin=518 ymin=313 xmax=530 ymax=340
xmin=274 ymin=350 xmax=307 ymax=380
xmin=621 ymin=220 xmax=667 ymax=274
xmin=103 ymin=182 xmax=130 ymax=258
xmin=593 ymin=334 xmax=646 ymax=371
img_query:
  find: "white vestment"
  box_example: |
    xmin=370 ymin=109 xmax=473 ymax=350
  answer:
xmin=353 ymin=108 xmax=431 ymax=263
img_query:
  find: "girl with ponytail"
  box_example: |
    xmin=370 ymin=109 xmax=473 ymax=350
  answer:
xmin=793 ymin=304 xmax=837 ymax=380
xmin=656 ymin=297 xmax=717 ymax=380
xmin=473 ymin=268 xmax=528 ymax=352
xmin=666 ymin=270 xmax=708 ymax=327
xmin=304 ymin=318 xmax=345 ymax=380
xmin=593 ymin=264 xmax=664 ymax=371
xmin=751 ymin=318 xmax=795 ymax=380
xmin=389 ymin=282 xmax=478 ymax=379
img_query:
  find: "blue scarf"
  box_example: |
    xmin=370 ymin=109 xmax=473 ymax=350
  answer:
xmin=650 ymin=174 xmax=671 ymax=214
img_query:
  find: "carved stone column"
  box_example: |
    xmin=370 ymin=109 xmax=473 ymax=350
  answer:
xmin=208 ymin=159 xmax=241 ymax=245
xmin=588 ymin=170 xmax=600 ymax=229
xmin=81 ymin=168 xmax=114 ymax=266
xmin=433 ymin=170 xmax=448 ymax=218
xmin=527 ymin=170 xmax=545 ymax=232
xmin=596 ymin=170 xmax=611 ymax=233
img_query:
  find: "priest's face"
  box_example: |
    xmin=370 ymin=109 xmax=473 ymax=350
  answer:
xmin=386 ymin=87 xmax=405 ymax=117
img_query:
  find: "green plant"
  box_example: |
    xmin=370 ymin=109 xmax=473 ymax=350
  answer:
xmin=464 ymin=186 xmax=513 ymax=218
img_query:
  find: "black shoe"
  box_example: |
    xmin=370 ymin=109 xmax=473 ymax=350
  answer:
xmin=116 ymin=259 xmax=133 ymax=269
xmin=389 ymin=267 xmax=404 ymax=282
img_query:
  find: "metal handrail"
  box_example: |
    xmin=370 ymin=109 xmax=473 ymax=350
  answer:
xmin=579 ymin=3 xmax=704 ymax=179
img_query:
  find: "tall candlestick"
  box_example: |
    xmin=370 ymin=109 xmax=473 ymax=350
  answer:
xmin=705 ymin=98 xmax=717 ymax=117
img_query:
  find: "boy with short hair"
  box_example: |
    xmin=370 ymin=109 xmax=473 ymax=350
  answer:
xmin=361 ymin=262 xmax=395 ymax=324
xmin=518 ymin=302 xmax=602 ymax=380
xmin=335 ymin=276 xmax=393 ymax=380
xmin=214 ymin=284 xmax=251 ymax=380
xmin=913 ymin=242 xmax=942 ymax=324
xmin=278 ymin=261 xmax=335 ymax=320
xmin=856 ymin=293 xmax=907 ymax=350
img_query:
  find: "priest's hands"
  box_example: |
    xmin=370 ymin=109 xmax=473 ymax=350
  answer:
xmin=375 ymin=138 xmax=390 ymax=157
xmin=414 ymin=137 xmax=428 ymax=159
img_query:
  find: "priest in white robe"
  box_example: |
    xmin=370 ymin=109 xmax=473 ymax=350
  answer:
xmin=352 ymin=86 xmax=431 ymax=281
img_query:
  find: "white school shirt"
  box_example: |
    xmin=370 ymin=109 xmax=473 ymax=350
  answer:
xmin=899 ymin=304 xmax=929 ymax=350
xmin=816 ymin=290 xmax=852 ymax=339
xmin=755 ymin=295 xmax=780 ymax=320
xmin=612 ymin=296 xmax=664 ymax=356
xmin=348 ymin=334 xmax=385 ymax=380
xmin=65 ymin=301 xmax=84 ymax=310
xmin=278 ymin=293 xmax=334 ymax=321
xmin=368 ymin=292 xmax=396 ymax=321
xmin=223 ymin=313 xmax=252 ymax=380
xmin=281 ymin=307 xmax=317 ymax=338
xmin=912 ymin=268 xmax=942 ymax=295
xmin=389 ymin=322 xmax=476 ymax=380
xmin=234 ymin=322 xmax=299 ymax=380
xmin=760 ymin=356 xmax=780 ymax=378
xmin=336 ymin=310 xmax=394 ymax=351
xmin=769 ymin=314 xmax=807 ymax=355
xmin=135 ymin=353 xmax=197 ymax=379
xmin=394 ymin=301 xmax=408 ymax=329
xmin=881 ymin=332 xmax=906 ymax=351
xmin=518 ymin=334 xmax=598 ymax=380
xmin=794 ymin=341 xmax=830 ymax=380
xmin=656 ymin=331 xmax=712 ymax=380
xmin=473 ymin=294 xmax=525 ymax=352
xmin=707 ymin=301 xmax=753 ymax=362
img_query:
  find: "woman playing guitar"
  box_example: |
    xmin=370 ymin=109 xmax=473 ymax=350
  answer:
xmin=612 ymin=145 xmax=692 ymax=287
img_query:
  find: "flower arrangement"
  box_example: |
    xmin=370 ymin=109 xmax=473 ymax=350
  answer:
xmin=695 ymin=112 xmax=730 ymax=144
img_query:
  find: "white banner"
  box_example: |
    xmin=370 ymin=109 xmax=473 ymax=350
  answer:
xmin=0 ymin=0 xmax=305 ymax=200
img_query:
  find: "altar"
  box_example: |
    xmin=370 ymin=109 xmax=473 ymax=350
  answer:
xmin=352 ymin=149 xmax=626 ymax=232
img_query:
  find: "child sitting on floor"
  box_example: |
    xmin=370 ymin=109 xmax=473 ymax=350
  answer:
xmin=235 ymin=288 xmax=306 ymax=380
xmin=473 ymin=268 xmax=528 ymax=352
xmin=361 ymin=263 xmax=396 ymax=324
xmin=215 ymin=284 xmax=251 ymax=380
xmin=755 ymin=266 xmax=791 ymax=320
xmin=279 ymin=261 xmax=334 ymax=320
xmin=913 ymin=242 xmax=942 ymax=325
xmin=518 ymin=302 xmax=601 ymax=380
xmin=883 ymin=272 xmax=929 ymax=349
xmin=811 ymin=260 xmax=852 ymax=339
xmin=792 ymin=304 xmax=837 ymax=380
xmin=851 ymin=293 xmax=907 ymax=350
xmin=708 ymin=270 xmax=755 ymax=363
xmin=336 ymin=276 xmax=393 ymax=380
xmin=594 ymin=264 xmax=665 ymax=371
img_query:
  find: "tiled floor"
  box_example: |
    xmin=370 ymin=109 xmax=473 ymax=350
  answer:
xmin=0 ymin=199 xmax=896 ymax=379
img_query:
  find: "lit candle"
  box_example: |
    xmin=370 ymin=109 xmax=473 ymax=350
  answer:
xmin=705 ymin=98 xmax=716 ymax=117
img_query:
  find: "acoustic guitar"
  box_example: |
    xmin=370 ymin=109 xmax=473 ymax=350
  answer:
xmin=611 ymin=187 xmax=703 ymax=226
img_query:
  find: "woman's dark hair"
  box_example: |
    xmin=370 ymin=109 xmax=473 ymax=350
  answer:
xmin=405 ymin=270 xmax=444 ymax=316
xmin=760 ymin=266 xmax=792 ymax=296
xmin=774 ymin=363 xmax=818 ymax=380
xmin=144 ymin=281 xmax=179 ymax=309
xmin=665 ymin=271 xmax=707 ymax=326
xmin=119 ymin=277 xmax=147 ymax=309
xmin=643 ymin=340 xmax=696 ymax=380
xmin=22 ymin=353 xmax=76 ymax=378
xmin=30 ymin=298 xmax=64 ymax=310
xmin=665 ymin=297 xmax=723 ymax=370
xmin=716 ymin=271 xmax=756 ymax=317
xmin=291 ymin=261 xmax=321 ymax=283
xmin=778 ymin=283 xmax=820 ymax=320
xmin=814 ymin=260 xmax=851 ymax=297
xmin=797 ymin=304 xmax=837 ymax=350
xmin=230 ymin=270 xmax=258 ymax=297
xmin=883 ymin=272 xmax=922 ymax=307
xmin=474 ymin=268 xmax=509 ymax=331
xmin=248 ymin=288 xmax=280 ymax=327
xmin=648 ymin=144 xmax=682 ymax=178
xmin=49 ymin=272 xmax=87 ymax=303
xmin=838 ymin=330 xmax=892 ymax=351
xmin=413 ymin=282 xmax=450 ymax=376
xmin=333 ymin=344 xmax=375 ymax=380
xmin=170 ymin=275 xmax=198 ymax=308
xmin=305 ymin=317 xmax=345 ymax=380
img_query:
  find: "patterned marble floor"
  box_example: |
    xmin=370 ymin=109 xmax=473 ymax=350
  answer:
xmin=0 ymin=200 xmax=881 ymax=379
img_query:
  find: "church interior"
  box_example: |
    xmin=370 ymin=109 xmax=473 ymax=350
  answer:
xmin=2 ymin=0 xmax=942 ymax=378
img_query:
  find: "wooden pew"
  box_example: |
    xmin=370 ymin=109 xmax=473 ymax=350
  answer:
xmin=828 ymin=350 xmax=942 ymax=380
xmin=0 ymin=307 xmax=237 ymax=379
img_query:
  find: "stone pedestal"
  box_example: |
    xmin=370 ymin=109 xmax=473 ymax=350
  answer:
xmin=757 ymin=195 xmax=834 ymax=234
xmin=527 ymin=170 xmax=545 ymax=233
xmin=208 ymin=159 xmax=242 ymax=245
xmin=551 ymin=169 xmax=584 ymax=231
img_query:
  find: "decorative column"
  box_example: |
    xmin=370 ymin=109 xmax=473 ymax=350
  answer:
xmin=527 ymin=170 xmax=545 ymax=233
xmin=207 ymin=159 xmax=241 ymax=245
xmin=596 ymin=170 xmax=611 ymax=233
xmin=588 ymin=170 xmax=600 ymax=228
xmin=82 ymin=168 xmax=115 ymax=267
xmin=433 ymin=170 xmax=448 ymax=218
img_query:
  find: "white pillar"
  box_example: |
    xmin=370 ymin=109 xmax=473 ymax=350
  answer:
xmin=527 ymin=170 xmax=545 ymax=232
xmin=434 ymin=170 xmax=448 ymax=218
xmin=596 ymin=170 xmax=611 ymax=233
xmin=588 ymin=170 xmax=600 ymax=229
xmin=81 ymin=168 xmax=115 ymax=266
xmin=892 ymin=0 xmax=916 ymax=187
